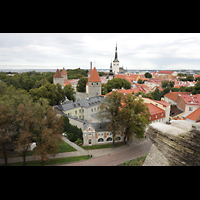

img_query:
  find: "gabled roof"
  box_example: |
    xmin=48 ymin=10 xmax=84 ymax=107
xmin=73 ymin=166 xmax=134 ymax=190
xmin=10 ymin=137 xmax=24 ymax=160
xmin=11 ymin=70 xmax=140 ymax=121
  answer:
xmin=147 ymin=103 xmax=165 ymax=121
xmin=164 ymin=92 xmax=191 ymax=103
xmin=88 ymin=67 xmax=101 ymax=82
xmin=53 ymin=69 xmax=63 ymax=78
xmin=184 ymin=107 xmax=200 ymax=122
xmin=61 ymin=67 xmax=67 ymax=76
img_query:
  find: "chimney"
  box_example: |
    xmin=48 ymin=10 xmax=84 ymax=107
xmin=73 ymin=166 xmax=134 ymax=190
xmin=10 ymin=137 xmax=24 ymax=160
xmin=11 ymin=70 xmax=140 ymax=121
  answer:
xmin=90 ymin=62 xmax=92 ymax=70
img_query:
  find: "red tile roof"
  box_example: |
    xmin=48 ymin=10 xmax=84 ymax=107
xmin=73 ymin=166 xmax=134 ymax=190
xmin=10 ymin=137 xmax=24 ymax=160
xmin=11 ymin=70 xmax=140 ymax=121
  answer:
xmin=53 ymin=69 xmax=63 ymax=78
xmin=147 ymin=103 xmax=165 ymax=121
xmin=88 ymin=67 xmax=101 ymax=82
xmin=164 ymin=92 xmax=191 ymax=103
xmin=158 ymin=70 xmax=174 ymax=74
xmin=63 ymin=79 xmax=71 ymax=87
xmin=184 ymin=106 xmax=200 ymax=122
xmin=61 ymin=67 xmax=67 ymax=76
xmin=179 ymin=94 xmax=200 ymax=105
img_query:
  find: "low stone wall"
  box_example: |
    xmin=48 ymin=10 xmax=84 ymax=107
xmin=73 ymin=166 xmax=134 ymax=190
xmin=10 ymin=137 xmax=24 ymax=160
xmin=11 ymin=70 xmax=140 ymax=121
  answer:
xmin=144 ymin=120 xmax=200 ymax=166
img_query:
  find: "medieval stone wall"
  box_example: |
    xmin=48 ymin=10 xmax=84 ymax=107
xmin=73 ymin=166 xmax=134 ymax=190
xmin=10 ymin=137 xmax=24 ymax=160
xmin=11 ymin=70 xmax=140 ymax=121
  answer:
xmin=144 ymin=120 xmax=200 ymax=166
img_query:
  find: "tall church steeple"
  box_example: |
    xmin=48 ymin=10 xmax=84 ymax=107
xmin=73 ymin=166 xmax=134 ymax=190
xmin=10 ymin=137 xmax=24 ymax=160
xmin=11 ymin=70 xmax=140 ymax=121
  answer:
xmin=113 ymin=43 xmax=119 ymax=62
xmin=113 ymin=43 xmax=120 ymax=74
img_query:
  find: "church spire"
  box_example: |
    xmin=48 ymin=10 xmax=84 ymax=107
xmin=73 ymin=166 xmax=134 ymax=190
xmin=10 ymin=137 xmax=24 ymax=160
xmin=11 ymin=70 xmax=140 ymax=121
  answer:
xmin=113 ymin=43 xmax=119 ymax=62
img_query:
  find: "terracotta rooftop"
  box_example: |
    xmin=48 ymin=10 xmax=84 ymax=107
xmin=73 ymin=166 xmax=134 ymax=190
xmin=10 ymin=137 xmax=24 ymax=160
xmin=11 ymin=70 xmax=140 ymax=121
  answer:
xmin=88 ymin=67 xmax=101 ymax=82
xmin=184 ymin=106 xmax=200 ymax=122
xmin=61 ymin=67 xmax=67 ymax=76
xmin=147 ymin=103 xmax=165 ymax=121
xmin=179 ymin=94 xmax=200 ymax=105
xmin=164 ymin=92 xmax=191 ymax=103
xmin=158 ymin=70 xmax=174 ymax=74
xmin=53 ymin=69 xmax=63 ymax=78
xmin=63 ymin=79 xmax=71 ymax=87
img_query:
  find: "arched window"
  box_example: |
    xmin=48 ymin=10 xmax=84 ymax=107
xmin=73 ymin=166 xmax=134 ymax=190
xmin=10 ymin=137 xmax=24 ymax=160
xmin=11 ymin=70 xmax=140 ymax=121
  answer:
xmin=106 ymin=137 xmax=112 ymax=141
xmin=98 ymin=138 xmax=104 ymax=142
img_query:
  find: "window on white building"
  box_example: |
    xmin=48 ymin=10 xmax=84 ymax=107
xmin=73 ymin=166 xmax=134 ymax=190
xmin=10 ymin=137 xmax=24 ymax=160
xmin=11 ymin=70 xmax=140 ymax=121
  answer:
xmin=189 ymin=107 xmax=193 ymax=111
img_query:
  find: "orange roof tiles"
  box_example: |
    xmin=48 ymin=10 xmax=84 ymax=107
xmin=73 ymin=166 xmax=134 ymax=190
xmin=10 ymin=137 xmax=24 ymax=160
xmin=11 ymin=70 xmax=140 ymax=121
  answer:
xmin=147 ymin=103 xmax=165 ymax=121
xmin=179 ymin=94 xmax=200 ymax=105
xmin=164 ymin=92 xmax=191 ymax=103
xmin=184 ymin=106 xmax=200 ymax=122
xmin=158 ymin=70 xmax=174 ymax=74
xmin=53 ymin=69 xmax=63 ymax=78
xmin=63 ymin=79 xmax=71 ymax=87
xmin=61 ymin=67 xmax=67 ymax=76
xmin=88 ymin=67 xmax=101 ymax=82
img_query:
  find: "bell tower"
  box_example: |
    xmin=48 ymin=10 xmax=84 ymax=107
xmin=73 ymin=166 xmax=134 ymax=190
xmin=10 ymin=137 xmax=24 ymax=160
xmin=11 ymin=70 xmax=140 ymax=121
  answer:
xmin=113 ymin=43 xmax=119 ymax=74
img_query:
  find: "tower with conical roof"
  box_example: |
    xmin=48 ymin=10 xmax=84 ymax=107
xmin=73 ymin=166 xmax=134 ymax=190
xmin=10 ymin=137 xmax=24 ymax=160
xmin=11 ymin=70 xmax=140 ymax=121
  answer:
xmin=53 ymin=67 xmax=68 ymax=87
xmin=113 ymin=43 xmax=119 ymax=74
xmin=88 ymin=67 xmax=101 ymax=97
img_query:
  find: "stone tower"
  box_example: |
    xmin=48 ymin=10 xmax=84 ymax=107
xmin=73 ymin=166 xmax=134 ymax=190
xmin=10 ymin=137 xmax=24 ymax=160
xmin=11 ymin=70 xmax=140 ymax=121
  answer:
xmin=53 ymin=69 xmax=64 ymax=85
xmin=108 ymin=61 xmax=114 ymax=80
xmin=53 ymin=67 xmax=68 ymax=87
xmin=88 ymin=67 xmax=101 ymax=97
xmin=61 ymin=67 xmax=68 ymax=80
xmin=113 ymin=43 xmax=119 ymax=74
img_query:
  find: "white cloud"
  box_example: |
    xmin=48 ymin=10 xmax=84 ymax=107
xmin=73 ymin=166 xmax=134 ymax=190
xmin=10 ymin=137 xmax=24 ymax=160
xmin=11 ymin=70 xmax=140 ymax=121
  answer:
xmin=0 ymin=33 xmax=200 ymax=70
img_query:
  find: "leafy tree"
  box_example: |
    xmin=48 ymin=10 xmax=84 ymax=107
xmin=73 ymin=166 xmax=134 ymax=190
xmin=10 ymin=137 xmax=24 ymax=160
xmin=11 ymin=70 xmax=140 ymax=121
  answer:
xmin=67 ymin=68 xmax=88 ymax=79
xmin=106 ymin=78 xmax=131 ymax=93
xmin=29 ymin=83 xmax=65 ymax=105
xmin=152 ymin=87 xmax=162 ymax=100
xmin=0 ymin=81 xmax=7 ymax=96
xmin=101 ymin=83 xmax=108 ymax=95
xmin=186 ymin=75 xmax=194 ymax=81
xmin=0 ymin=101 xmax=16 ymax=166
xmin=161 ymin=80 xmax=174 ymax=88
xmin=15 ymin=101 xmax=37 ymax=166
xmin=33 ymin=106 xmax=64 ymax=163
xmin=137 ymin=79 xmax=144 ymax=84
xmin=64 ymin=85 xmax=76 ymax=102
xmin=77 ymin=77 xmax=88 ymax=92
xmin=62 ymin=115 xmax=83 ymax=142
xmin=144 ymin=72 xmax=152 ymax=78
xmin=120 ymin=94 xmax=150 ymax=143
xmin=98 ymin=91 xmax=123 ymax=147
xmin=177 ymin=73 xmax=185 ymax=77
xmin=192 ymin=81 xmax=200 ymax=94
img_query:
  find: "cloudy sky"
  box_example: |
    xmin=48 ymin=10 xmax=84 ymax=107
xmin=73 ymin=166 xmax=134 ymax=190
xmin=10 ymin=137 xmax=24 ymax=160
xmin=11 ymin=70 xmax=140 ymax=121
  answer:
xmin=0 ymin=33 xmax=200 ymax=70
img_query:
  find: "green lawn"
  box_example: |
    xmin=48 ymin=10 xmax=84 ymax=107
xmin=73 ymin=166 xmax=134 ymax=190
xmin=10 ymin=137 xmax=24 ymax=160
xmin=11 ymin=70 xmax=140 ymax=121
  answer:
xmin=57 ymin=141 xmax=77 ymax=153
xmin=119 ymin=153 xmax=148 ymax=166
xmin=2 ymin=155 xmax=91 ymax=166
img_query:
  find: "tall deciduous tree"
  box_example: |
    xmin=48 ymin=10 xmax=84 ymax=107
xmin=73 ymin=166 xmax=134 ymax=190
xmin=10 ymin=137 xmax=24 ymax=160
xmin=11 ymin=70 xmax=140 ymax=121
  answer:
xmin=33 ymin=106 xmax=64 ymax=163
xmin=0 ymin=101 xmax=15 ymax=166
xmin=15 ymin=101 xmax=38 ymax=166
xmin=120 ymin=94 xmax=150 ymax=143
xmin=98 ymin=91 xmax=123 ymax=147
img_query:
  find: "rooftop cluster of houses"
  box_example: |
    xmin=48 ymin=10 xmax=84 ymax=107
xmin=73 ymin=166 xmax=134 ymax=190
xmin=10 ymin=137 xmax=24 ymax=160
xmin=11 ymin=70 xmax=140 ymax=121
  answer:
xmin=53 ymin=44 xmax=200 ymax=146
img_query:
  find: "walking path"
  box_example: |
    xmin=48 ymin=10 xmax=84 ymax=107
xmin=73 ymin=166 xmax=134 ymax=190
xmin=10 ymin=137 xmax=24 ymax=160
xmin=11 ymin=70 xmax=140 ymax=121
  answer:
xmin=0 ymin=137 xmax=152 ymax=166
xmin=58 ymin=138 xmax=152 ymax=166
